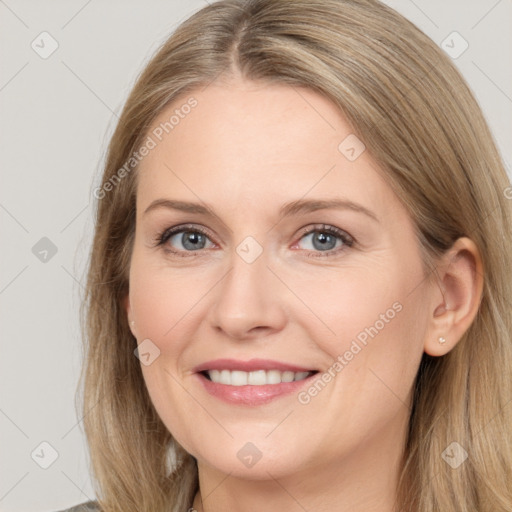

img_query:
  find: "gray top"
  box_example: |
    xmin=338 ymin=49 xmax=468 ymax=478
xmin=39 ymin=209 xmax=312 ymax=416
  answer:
xmin=57 ymin=501 xmax=100 ymax=512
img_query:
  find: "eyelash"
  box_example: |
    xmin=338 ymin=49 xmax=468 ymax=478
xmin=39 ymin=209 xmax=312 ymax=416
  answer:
xmin=154 ymin=223 xmax=355 ymax=258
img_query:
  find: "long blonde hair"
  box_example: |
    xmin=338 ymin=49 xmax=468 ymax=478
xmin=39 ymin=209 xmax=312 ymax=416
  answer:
xmin=80 ymin=1 xmax=512 ymax=510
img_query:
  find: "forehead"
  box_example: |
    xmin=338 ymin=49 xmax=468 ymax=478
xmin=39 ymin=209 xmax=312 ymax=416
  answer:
xmin=136 ymin=80 xmax=400 ymax=221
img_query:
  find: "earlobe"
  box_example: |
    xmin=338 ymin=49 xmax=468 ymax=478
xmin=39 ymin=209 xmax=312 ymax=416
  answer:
xmin=123 ymin=294 xmax=137 ymax=338
xmin=423 ymin=237 xmax=484 ymax=357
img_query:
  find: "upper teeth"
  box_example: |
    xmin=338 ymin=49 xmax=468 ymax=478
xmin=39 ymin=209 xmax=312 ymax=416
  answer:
xmin=206 ymin=369 xmax=313 ymax=386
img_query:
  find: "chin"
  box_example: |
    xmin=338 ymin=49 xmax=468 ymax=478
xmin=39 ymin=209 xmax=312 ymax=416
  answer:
xmin=192 ymin=440 xmax=308 ymax=481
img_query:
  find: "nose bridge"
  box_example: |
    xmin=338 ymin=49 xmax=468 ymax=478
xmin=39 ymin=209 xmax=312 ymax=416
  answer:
xmin=221 ymin=238 xmax=273 ymax=312
xmin=208 ymin=236 xmax=286 ymax=338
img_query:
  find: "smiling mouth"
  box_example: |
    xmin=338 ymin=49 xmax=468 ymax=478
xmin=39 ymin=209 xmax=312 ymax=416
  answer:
xmin=201 ymin=369 xmax=318 ymax=386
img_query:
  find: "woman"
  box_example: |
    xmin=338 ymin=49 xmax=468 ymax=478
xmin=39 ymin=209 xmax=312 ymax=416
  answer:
xmin=62 ymin=0 xmax=512 ymax=510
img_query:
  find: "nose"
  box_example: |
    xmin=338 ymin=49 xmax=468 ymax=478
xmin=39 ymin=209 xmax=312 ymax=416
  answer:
xmin=207 ymin=243 xmax=288 ymax=341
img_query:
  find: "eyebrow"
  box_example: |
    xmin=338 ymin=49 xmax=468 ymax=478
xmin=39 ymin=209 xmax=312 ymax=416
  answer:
xmin=143 ymin=198 xmax=379 ymax=222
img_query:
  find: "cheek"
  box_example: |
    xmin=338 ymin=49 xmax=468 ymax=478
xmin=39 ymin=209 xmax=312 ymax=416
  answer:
xmin=292 ymin=272 xmax=426 ymax=457
xmin=129 ymin=255 xmax=214 ymax=350
xmin=295 ymin=256 xmax=427 ymax=401
xmin=285 ymin=261 xmax=408 ymax=351
xmin=128 ymin=258 xmax=210 ymax=453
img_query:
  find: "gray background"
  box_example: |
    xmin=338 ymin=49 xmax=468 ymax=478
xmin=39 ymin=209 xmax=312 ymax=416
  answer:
xmin=0 ymin=1 xmax=510 ymax=511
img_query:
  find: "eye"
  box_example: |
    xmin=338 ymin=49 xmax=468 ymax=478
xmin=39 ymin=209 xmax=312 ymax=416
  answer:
xmin=156 ymin=224 xmax=215 ymax=256
xmin=155 ymin=223 xmax=354 ymax=258
xmin=293 ymin=224 xmax=354 ymax=257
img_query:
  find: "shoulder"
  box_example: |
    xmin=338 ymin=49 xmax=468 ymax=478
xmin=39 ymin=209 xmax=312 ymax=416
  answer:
xmin=56 ymin=500 xmax=100 ymax=512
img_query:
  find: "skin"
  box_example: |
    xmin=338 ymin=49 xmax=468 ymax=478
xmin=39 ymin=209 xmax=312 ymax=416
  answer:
xmin=125 ymin=77 xmax=483 ymax=512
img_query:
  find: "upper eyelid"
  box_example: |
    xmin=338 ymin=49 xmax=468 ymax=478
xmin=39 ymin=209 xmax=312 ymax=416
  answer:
xmin=296 ymin=224 xmax=353 ymax=241
xmin=160 ymin=223 xmax=216 ymax=242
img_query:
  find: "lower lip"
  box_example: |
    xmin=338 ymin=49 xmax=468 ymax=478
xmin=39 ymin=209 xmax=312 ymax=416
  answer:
xmin=196 ymin=372 xmax=317 ymax=406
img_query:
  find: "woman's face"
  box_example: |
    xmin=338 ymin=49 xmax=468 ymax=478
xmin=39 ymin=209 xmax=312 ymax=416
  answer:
xmin=126 ymin=79 xmax=434 ymax=480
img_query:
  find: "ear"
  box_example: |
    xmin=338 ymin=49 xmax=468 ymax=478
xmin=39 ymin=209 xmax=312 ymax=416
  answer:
xmin=424 ymin=237 xmax=484 ymax=357
xmin=123 ymin=293 xmax=137 ymax=339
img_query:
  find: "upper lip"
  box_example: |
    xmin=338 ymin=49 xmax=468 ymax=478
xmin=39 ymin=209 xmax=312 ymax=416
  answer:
xmin=193 ymin=358 xmax=317 ymax=373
